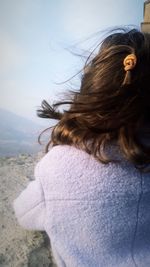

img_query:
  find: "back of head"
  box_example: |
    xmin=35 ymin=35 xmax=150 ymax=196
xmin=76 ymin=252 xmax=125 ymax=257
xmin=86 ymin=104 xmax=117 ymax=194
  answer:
xmin=98 ymin=29 xmax=150 ymax=89
xmin=38 ymin=28 xmax=150 ymax=171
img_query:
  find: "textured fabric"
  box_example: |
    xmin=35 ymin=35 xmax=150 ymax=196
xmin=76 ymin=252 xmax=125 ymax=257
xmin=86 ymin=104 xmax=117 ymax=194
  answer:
xmin=13 ymin=144 xmax=150 ymax=267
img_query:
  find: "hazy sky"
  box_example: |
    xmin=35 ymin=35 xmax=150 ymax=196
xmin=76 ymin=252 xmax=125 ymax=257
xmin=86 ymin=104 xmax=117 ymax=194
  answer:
xmin=0 ymin=0 xmax=145 ymax=123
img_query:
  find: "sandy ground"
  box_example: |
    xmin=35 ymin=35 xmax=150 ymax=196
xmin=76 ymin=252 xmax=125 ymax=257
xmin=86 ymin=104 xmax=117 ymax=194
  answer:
xmin=0 ymin=153 xmax=57 ymax=267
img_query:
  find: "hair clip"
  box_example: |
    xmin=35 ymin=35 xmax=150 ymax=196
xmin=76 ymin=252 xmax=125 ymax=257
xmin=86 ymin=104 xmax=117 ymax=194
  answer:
xmin=123 ymin=54 xmax=137 ymax=72
xmin=122 ymin=54 xmax=137 ymax=85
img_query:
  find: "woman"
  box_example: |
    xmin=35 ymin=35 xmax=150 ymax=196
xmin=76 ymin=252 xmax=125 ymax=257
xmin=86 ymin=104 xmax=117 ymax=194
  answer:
xmin=14 ymin=28 xmax=150 ymax=267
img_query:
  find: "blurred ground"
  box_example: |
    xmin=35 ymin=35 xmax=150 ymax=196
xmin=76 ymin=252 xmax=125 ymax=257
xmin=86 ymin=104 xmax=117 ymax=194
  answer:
xmin=0 ymin=153 xmax=57 ymax=267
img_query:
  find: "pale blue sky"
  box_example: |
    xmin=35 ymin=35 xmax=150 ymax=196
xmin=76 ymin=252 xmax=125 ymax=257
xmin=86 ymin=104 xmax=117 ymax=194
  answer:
xmin=0 ymin=0 xmax=145 ymax=123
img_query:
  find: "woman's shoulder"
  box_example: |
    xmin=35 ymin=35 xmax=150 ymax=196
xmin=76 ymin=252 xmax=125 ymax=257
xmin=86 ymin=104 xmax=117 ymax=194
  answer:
xmin=39 ymin=144 xmax=91 ymax=166
xmin=36 ymin=144 xmax=130 ymax=175
xmin=35 ymin=145 xmax=141 ymax=201
xmin=35 ymin=145 xmax=98 ymax=199
xmin=35 ymin=145 xmax=92 ymax=178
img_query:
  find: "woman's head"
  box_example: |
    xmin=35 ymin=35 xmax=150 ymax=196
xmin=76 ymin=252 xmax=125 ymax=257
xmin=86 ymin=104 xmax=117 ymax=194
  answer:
xmin=38 ymin=28 xmax=150 ymax=171
xmin=77 ymin=29 xmax=150 ymax=125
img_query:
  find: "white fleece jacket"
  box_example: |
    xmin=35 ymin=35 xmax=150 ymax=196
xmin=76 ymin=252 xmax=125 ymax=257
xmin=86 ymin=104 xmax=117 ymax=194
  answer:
xmin=13 ymin=144 xmax=150 ymax=267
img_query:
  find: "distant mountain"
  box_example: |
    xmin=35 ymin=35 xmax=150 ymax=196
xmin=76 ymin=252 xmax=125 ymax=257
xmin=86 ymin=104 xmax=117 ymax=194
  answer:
xmin=0 ymin=108 xmax=50 ymax=156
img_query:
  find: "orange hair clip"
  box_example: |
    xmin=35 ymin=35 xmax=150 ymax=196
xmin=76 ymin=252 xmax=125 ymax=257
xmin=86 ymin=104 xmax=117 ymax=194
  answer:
xmin=123 ymin=54 xmax=137 ymax=71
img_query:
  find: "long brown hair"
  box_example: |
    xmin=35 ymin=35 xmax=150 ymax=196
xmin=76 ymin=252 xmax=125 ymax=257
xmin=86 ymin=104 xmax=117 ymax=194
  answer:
xmin=37 ymin=29 xmax=150 ymax=171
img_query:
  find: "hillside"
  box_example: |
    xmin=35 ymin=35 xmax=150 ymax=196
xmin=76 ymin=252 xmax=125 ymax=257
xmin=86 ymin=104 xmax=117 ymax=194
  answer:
xmin=0 ymin=109 xmax=50 ymax=156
